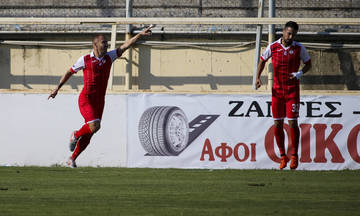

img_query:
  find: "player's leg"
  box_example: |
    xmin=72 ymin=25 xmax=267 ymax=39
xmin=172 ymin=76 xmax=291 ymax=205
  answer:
xmin=272 ymin=96 xmax=288 ymax=169
xmin=86 ymin=99 xmax=104 ymax=134
xmin=68 ymin=119 xmax=100 ymax=166
xmin=71 ymin=133 xmax=94 ymax=161
xmin=70 ymin=96 xmax=99 ymax=151
xmin=288 ymin=119 xmax=299 ymax=155
xmin=67 ymin=101 xmax=105 ymax=167
xmin=73 ymin=117 xmax=101 ymax=139
xmin=274 ymin=119 xmax=289 ymax=169
xmin=87 ymin=119 xmax=101 ymax=133
xmin=288 ymin=119 xmax=299 ymax=170
xmin=75 ymin=96 xmax=96 ymax=137
xmin=286 ymin=96 xmax=300 ymax=170
xmin=69 ymin=121 xmax=97 ymax=152
xmin=274 ymin=119 xmax=285 ymax=155
xmin=272 ymin=96 xmax=286 ymax=155
xmin=74 ymin=123 xmax=92 ymax=138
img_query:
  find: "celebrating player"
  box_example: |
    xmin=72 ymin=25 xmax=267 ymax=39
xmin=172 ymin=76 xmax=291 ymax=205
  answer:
xmin=256 ymin=21 xmax=312 ymax=170
xmin=48 ymin=26 xmax=153 ymax=168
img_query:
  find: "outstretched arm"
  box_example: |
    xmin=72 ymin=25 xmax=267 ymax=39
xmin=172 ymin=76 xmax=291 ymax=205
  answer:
xmin=255 ymin=59 xmax=266 ymax=89
xmin=119 ymin=26 xmax=153 ymax=53
xmin=48 ymin=69 xmax=73 ymax=99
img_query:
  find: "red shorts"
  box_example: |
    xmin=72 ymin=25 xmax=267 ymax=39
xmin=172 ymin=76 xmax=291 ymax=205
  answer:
xmin=78 ymin=94 xmax=105 ymax=123
xmin=272 ymin=90 xmax=300 ymax=120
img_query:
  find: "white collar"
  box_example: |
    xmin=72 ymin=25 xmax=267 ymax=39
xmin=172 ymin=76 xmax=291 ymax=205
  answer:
xmin=90 ymin=51 xmax=103 ymax=60
xmin=277 ymin=38 xmax=296 ymax=49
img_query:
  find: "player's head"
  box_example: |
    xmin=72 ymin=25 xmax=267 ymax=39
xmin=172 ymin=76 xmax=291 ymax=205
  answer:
xmin=92 ymin=34 xmax=109 ymax=57
xmin=282 ymin=21 xmax=298 ymax=46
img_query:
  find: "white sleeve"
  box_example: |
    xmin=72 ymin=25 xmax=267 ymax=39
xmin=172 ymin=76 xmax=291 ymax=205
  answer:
xmin=300 ymin=44 xmax=311 ymax=63
xmin=70 ymin=56 xmax=85 ymax=73
xmin=260 ymin=44 xmax=272 ymax=62
xmin=107 ymin=48 xmax=122 ymax=63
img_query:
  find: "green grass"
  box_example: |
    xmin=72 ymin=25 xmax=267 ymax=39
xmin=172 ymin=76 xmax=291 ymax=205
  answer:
xmin=0 ymin=167 xmax=359 ymax=216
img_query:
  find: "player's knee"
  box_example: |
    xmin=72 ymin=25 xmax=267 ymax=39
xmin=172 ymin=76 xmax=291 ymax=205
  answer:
xmin=88 ymin=121 xmax=101 ymax=133
xmin=288 ymin=120 xmax=298 ymax=128
xmin=93 ymin=122 xmax=101 ymax=133
xmin=274 ymin=120 xmax=283 ymax=128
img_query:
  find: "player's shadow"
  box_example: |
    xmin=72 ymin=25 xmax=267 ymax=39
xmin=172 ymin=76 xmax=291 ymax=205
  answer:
xmin=301 ymin=46 xmax=360 ymax=90
xmin=337 ymin=49 xmax=360 ymax=90
xmin=0 ymin=46 xmax=11 ymax=89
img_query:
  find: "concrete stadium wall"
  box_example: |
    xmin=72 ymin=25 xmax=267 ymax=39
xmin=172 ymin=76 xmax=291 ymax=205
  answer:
xmin=0 ymin=43 xmax=359 ymax=92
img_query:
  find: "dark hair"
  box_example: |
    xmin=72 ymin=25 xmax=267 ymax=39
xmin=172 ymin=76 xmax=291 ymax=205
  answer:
xmin=92 ymin=34 xmax=107 ymax=44
xmin=284 ymin=21 xmax=299 ymax=31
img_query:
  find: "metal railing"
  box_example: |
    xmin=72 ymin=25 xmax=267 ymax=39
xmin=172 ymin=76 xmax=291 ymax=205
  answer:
xmin=0 ymin=17 xmax=360 ymax=25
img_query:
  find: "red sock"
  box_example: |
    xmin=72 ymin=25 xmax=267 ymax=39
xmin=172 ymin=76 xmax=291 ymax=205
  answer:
xmin=75 ymin=123 xmax=92 ymax=138
xmin=290 ymin=126 xmax=300 ymax=156
xmin=71 ymin=134 xmax=93 ymax=160
xmin=274 ymin=126 xmax=285 ymax=155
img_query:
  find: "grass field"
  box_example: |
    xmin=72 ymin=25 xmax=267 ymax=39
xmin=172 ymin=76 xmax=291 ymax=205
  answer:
xmin=0 ymin=167 xmax=359 ymax=216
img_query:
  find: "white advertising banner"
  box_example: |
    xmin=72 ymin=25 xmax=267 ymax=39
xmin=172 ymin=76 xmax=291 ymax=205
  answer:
xmin=127 ymin=93 xmax=360 ymax=170
xmin=0 ymin=93 xmax=127 ymax=167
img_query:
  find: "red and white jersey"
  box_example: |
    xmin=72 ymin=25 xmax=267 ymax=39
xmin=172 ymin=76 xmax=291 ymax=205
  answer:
xmin=261 ymin=38 xmax=311 ymax=96
xmin=70 ymin=48 xmax=122 ymax=98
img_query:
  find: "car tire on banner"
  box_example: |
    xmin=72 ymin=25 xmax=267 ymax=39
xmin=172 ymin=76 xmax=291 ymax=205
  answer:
xmin=138 ymin=106 xmax=190 ymax=156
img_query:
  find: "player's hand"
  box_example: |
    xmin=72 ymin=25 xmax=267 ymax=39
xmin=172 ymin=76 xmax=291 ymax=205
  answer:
xmin=290 ymin=70 xmax=303 ymax=80
xmin=256 ymin=78 xmax=262 ymax=89
xmin=139 ymin=25 xmax=153 ymax=36
xmin=48 ymin=89 xmax=58 ymax=100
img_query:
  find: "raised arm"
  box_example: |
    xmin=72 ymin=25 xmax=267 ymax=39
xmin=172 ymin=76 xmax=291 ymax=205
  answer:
xmin=48 ymin=69 xmax=73 ymax=99
xmin=119 ymin=26 xmax=153 ymax=53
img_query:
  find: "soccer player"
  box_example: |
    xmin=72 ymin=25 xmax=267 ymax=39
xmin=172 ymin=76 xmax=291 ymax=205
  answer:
xmin=48 ymin=26 xmax=153 ymax=168
xmin=256 ymin=21 xmax=312 ymax=170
